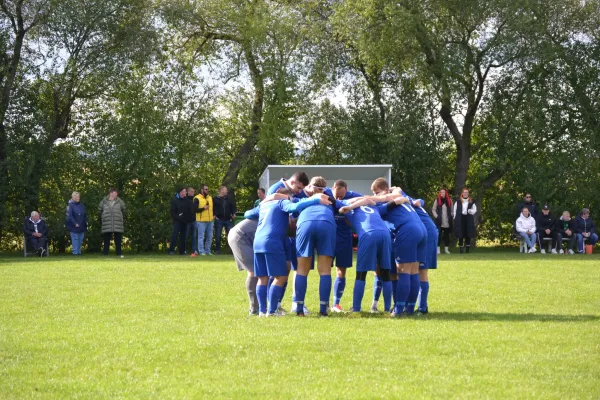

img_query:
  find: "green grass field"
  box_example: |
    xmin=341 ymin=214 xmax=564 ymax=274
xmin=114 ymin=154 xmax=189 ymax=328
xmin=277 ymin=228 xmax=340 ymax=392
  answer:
xmin=1 ymin=250 xmax=599 ymax=399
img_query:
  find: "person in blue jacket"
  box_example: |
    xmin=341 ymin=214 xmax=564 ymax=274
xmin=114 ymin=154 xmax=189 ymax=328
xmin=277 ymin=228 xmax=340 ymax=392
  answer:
xmin=245 ymin=192 xmax=331 ymax=316
xmin=573 ymin=208 xmax=598 ymax=253
xmin=66 ymin=191 xmax=88 ymax=255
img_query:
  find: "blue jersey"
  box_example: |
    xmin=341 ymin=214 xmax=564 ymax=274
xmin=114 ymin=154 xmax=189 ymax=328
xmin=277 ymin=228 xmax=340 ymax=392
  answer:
xmin=297 ymin=198 xmax=343 ymax=227
xmin=378 ymin=196 xmax=421 ymax=232
xmin=334 ymin=191 xmax=363 ymax=240
xmin=413 ymin=198 xmax=438 ymax=231
xmin=340 ymin=201 xmax=389 ymax=239
xmin=253 ymin=198 xmax=320 ymax=253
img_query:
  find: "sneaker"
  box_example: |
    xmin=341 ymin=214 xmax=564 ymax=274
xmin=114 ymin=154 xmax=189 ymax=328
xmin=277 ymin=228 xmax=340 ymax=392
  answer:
xmin=331 ymin=304 xmax=343 ymax=313
xmin=568 ymin=249 xmax=574 ymax=255
xmin=529 ymin=248 xmax=537 ymax=253
xmin=214 ymin=250 xmax=221 ymax=255
xmin=559 ymin=249 xmax=564 ymax=254
xmin=40 ymin=248 xmax=46 ymax=257
xmin=200 ymin=253 xmax=206 ymax=256
xmin=370 ymin=303 xmax=379 ymax=313
xmin=190 ymin=253 xmax=197 ymax=258
xmin=205 ymin=252 xmax=213 ymax=256
xmin=551 ymin=249 xmax=557 ymax=254
xmin=540 ymin=249 xmax=546 ymax=254
xmin=444 ymin=247 xmax=451 ymax=254
xmin=168 ymin=251 xmax=175 ymax=255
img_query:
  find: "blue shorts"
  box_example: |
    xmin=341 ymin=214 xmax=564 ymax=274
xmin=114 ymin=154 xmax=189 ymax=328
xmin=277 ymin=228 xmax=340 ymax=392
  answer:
xmin=357 ymin=230 xmax=391 ymax=272
xmin=297 ymin=220 xmax=336 ymax=258
xmin=393 ymin=223 xmax=426 ymax=264
xmin=421 ymin=223 xmax=438 ymax=270
xmin=333 ymin=235 xmax=353 ymax=268
xmin=254 ymin=252 xmax=288 ymax=277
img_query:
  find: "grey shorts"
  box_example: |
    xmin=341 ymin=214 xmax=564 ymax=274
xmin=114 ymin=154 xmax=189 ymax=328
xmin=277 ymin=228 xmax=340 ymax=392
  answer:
xmin=227 ymin=219 xmax=257 ymax=272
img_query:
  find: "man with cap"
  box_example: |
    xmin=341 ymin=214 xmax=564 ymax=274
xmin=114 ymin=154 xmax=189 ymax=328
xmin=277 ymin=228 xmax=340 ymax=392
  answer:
xmin=536 ymin=204 xmax=558 ymax=254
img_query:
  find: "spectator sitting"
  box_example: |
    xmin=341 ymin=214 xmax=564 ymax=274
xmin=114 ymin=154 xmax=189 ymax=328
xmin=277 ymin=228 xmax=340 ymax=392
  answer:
xmin=23 ymin=211 xmax=49 ymax=257
xmin=555 ymin=211 xmax=576 ymax=255
xmin=573 ymin=208 xmax=598 ymax=254
xmin=213 ymin=185 xmax=236 ymax=255
xmin=516 ymin=207 xmax=537 ymax=253
xmin=254 ymin=188 xmax=266 ymax=207
xmin=517 ymin=193 xmax=537 ymax=218
xmin=536 ymin=205 xmax=558 ymax=254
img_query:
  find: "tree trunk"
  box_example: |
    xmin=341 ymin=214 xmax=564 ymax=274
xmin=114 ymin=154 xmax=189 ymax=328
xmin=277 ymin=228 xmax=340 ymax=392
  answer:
xmin=221 ymin=46 xmax=264 ymax=204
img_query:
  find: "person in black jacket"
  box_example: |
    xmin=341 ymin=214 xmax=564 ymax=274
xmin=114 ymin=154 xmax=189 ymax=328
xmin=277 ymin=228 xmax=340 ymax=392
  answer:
xmin=536 ymin=205 xmax=558 ymax=254
xmin=185 ymin=187 xmax=198 ymax=256
xmin=213 ymin=185 xmax=236 ymax=254
xmin=555 ymin=211 xmax=576 ymax=254
xmin=23 ymin=211 xmax=49 ymax=257
xmin=517 ymin=193 xmax=537 ymax=218
xmin=168 ymin=188 xmax=189 ymax=255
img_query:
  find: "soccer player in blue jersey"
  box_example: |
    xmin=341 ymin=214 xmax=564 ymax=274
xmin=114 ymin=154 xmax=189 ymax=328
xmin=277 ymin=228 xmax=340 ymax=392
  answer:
xmin=294 ymin=176 xmax=340 ymax=317
xmin=338 ymin=197 xmax=396 ymax=313
xmin=267 ymin=172 xmax=309 ymax=197
xmin=330 ymin=180 xmax=363 ymax=312
xmin=369 ymin=178 xmax=426 ymax=317
xmin=247 ymin=192 xmax=331 ymax=316
xmin=410 ymin=198 xmax=438 ymax=314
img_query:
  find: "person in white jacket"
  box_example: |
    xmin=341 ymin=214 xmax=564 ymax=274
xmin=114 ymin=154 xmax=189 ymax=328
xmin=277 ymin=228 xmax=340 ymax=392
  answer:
xmin=516 ymin=208 xmax=538 ymax=253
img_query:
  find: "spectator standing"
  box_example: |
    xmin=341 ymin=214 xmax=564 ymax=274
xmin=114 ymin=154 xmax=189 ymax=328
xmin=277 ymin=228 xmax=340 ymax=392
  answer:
xmin=213 ymin=186 xmax=236 ymax=254
xmin=23 ymin=211 xmax=49 ymax=257
xmin=573 ymin=208 xmax=598 ymax=253
xmin=254 ymin=188 xmax=266 ymax=207
xmin=65 ymin=191 xmax=87 ymax=255
xmin=99 ymin=188 xmax=126 ymax=257
xmin=453 ymin=187 xmax=476 ymax=253
xmin=194 ymin=184 xmax=214 ymax=255
xmin=516 ymin=207 xmax=537 ymax=253
xmin=432 ymin=188 xmax=452 ymax=254
xmin=517 ymin=193 xmax=538 ymax=218
xmin=186 ymin=187 xmax=198 ymax=256
xmin=536 ymin=205 xmax=558 ymax=254
xmin=168 ymin=187 xmax=189 ymax=255
xmin=556 ymin=211 xmax=576 ymax=254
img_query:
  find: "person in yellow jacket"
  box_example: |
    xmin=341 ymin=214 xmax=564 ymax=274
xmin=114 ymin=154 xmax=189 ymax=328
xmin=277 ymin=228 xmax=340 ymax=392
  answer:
xmin=194 ymin=184 xmax=214 ymax=255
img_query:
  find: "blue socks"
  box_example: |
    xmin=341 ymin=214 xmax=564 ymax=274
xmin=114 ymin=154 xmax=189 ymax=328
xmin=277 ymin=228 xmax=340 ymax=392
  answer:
xmin=257 ymin=284 xmax=268 ymax=314
xmin=319 ymin=275 xmax=332 ymax=314
xmin=405 ymin=274 xmax=420 ymax=314
xmin=268 ymin=285 xmax=284 ymax=314
xmin=394 ymin=274 xmax=410 ymax=314
xmin=382 ymin=281 xmax=392 ymax=312
xmin=353 ymin=279 xmax=366 ymax=311
xmin=294 ymin=274 xmax=307 ymax=314
xmin=419 ymin=281 xmax=430 ymax=312
xmin=391 ymin=278 xmax=398 ymax=304
xmin=373 ymin=275 xmax=382 ymax=301
xmin=333 ymin=277 xmax=346 ymax=305
xmin=280 ymin=281 xmax=288 ymax=306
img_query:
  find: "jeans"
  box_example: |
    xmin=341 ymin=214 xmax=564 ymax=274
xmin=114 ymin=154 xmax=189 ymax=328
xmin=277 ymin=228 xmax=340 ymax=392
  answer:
xmin=103 ymin=232 xmax=122 ymax=255
xmin=214 ymin=219 xmax=233 ymax=253
xmin=519 ymin=232 xmax=537 ymax=249
xmin=576 ymin=233 xmax=599 ymax=252
xmin=186 ymin=222 xmax=197 ymax=253
xmin=69 ymin=231 xmax=85 ymax=255
xmin=169 ymin=222 xmax=187 ymax=254
xmin=197 ymin=221 xmax=214 ymax=254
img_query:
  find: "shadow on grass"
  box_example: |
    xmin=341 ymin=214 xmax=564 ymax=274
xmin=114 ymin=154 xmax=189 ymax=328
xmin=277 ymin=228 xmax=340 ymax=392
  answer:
xmin=326 ymin=311 xmax=599 ymax=322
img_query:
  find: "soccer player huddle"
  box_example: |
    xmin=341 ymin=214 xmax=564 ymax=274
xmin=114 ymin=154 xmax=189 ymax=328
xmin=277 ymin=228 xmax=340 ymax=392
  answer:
xmin=227 ymin=172 xmax=438 ymax=318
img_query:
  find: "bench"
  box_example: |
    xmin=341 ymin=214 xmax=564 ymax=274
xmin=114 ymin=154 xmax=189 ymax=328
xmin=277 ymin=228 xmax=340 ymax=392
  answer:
xmin=518 ymin=236 xmax=586 ymax=253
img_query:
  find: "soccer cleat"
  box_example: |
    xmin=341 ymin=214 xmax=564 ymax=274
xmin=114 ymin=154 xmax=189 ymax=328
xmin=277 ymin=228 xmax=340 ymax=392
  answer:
xmin=249 ymin=310 xmax=259 ymax=316
xmin=568 ymin=249 xmax=574 ymax=255
xmin=276 ymin=306 xmax=287 ymax=315
xmin=551 ymin=249 xmax=557 ymax=254
xmin=319 ymin=311 xmax=329 ymax=317
xmin=370 ymin=303 xmax=379 ymax=313
xmin=390 ymin=310 xmax=406 ymax=318
xmin=258 ymin=312 xmax=268 ymax=318
xmin=296 ymin=311 xmax=305 ymax=317
xmin=417 ymin=308 xmax=429 ymax=314
xmin=267 ymin=311 xmax=284 ymax=317
xmin=540 ymin=249 xmax=546 ymax=254
xmin=331 ymin=304 xmax=343 ymax=313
